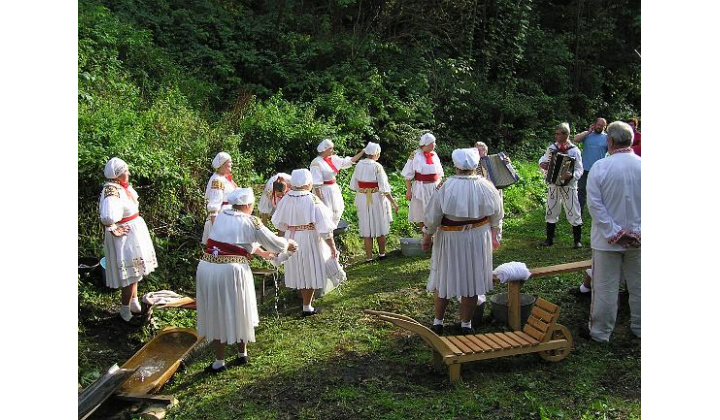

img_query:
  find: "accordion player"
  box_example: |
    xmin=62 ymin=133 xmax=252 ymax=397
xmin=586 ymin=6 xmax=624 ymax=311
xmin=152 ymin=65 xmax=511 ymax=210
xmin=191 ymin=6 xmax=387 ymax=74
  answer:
xmin=478 ymin=152 xmax=520 ymax=189
xmin=544 ymin=151 xmax=576 ymax=186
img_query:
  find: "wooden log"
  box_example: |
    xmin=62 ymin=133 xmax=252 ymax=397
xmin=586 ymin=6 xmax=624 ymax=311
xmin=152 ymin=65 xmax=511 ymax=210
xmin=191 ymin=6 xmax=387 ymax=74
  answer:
xmin=507 ymin=281 xmax=522 ymax=331
xmin=79 ymin=364 xmax=137 ymax=420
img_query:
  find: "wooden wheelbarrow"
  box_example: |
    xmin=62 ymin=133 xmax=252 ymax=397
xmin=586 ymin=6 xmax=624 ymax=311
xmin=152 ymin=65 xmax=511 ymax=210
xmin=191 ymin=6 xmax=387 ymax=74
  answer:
xmin=364 ymin=297 xmax=573 ymax=383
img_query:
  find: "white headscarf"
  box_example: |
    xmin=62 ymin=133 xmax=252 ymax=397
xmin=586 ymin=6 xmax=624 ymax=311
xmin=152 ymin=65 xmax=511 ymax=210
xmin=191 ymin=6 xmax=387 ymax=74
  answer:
xmin=212 ymin=152 xmax=232 ymax=169
xmin=419 ymin=133 xmax=436 ymax=146
xmin=291 ymin=169 xmax=313 ymax=187
xmin=104 ymin=157 xmax=128 ymax=179
xmin=317 ymin=139 xmax=334 ymax=153
xmin=364 ymin=142 xmax=381 ymax=156
xmin=452 ymin=148 xmax=480 ymax=170
xmin=227 ymin=187 xmax=255 ymax=205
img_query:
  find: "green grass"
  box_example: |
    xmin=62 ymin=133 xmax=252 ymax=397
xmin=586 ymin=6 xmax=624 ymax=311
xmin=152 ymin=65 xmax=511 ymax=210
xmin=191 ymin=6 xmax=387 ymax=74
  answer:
xmin=78 ymin=161 xmax=639 ymax=419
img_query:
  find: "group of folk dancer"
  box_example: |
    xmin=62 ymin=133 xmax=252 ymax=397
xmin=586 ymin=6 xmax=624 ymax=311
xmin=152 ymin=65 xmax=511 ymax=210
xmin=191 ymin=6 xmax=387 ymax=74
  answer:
xmin=97 ymin=120 xmax=640 ymax=373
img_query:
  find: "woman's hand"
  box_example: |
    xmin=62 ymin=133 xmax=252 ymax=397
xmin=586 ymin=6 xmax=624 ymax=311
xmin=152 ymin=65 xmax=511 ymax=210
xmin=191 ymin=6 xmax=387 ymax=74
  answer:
xmin=405 ymin=190 xmax=412 ymax=200
xmin=421 ymin=234 xmax=432 ymax=252
xmin=110 ymin=225 xmax=130 ymax=237
xmin=392 ymin=202 xmax=399 ymax=214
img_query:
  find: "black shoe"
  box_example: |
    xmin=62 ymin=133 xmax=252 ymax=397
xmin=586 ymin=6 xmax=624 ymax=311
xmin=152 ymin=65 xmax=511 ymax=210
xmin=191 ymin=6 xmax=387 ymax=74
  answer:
xmin=573 ymin=241 xmax=583 ymax=249
xmin=204 ymin=363 xmax=227 ymax=375
xmin=541 ymin=239 xmax=554 ymax=247
xmin=461 ymin=327 xmax=476 ymax=335
xmin=302 ymin=308 xmax=320 ymax=317
xmin=430 ymin=324 xmax=444 ymax=335
xmin=569 ymin=287 xmax=591 ymax=299
xmin=230 ymin=355 xmax=249 ymax=366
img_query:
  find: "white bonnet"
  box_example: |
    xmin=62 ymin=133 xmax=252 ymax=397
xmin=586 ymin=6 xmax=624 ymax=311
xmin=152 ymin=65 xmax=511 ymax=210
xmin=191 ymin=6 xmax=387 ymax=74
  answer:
xmin=317 ymin=139 xmax=334 ymax=153
xmin=364 ymin=142 xmax=381 ymax=156
xmin=419 ymin=133 xmax=436 ymax=146
xmin=212 ymin=152 xmax=232 ymax=169
xmin=451 ymin=148 xmax=480 ymax=170
xmin=104 ymin=157 xmax=128 ymax=179
xmin=226 ymin=187 xmax=255 ymax=205
xmin=291 ymin=169 xmax=313 ymax=187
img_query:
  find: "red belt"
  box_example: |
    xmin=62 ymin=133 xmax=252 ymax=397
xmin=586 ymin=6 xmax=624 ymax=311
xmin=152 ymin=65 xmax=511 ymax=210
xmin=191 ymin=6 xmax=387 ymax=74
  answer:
xmin=441 ymin=216 xmax=488 ymax=226
xmin=414 ymin=173 xmax=439 ymax=182
xmin=222 ymin=201 xmax=229 ymax=206
xmin=205 ymin=238 xmax=252 ymax=258
xmin=358 ymin=181 xmax=379 ymax=188
xmin=118 ymin=213 xmax=140 ymax=224
xmin=323 ymin=179 xmax=336 ymax=185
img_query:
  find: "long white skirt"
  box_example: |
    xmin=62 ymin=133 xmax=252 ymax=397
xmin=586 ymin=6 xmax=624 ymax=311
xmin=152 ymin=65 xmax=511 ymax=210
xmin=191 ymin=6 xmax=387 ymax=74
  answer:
xmin=427 ymin=224 xmax=494 ymax=299
xmin=103 ymin=216 xmax=158 ymax=289
xmin=317 ymin=184 xmax=344 ymax=224
xmin=354 ymin=191 xmax=392 ymax=237
xmin=201 ymin=218 xmax=212 ymax=245
xmin=196 ymin=260 xmax=259 ymax=344
xmin=283 ymin=230 xmax=332 ymax=290
xmin=408 ymin=182 xmax=438 ymax=222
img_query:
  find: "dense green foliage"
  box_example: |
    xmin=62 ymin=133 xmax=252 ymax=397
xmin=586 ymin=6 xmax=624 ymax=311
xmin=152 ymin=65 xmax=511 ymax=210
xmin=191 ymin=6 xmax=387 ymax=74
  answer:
xmin=79 ymin=0 xmax=640 ymax=273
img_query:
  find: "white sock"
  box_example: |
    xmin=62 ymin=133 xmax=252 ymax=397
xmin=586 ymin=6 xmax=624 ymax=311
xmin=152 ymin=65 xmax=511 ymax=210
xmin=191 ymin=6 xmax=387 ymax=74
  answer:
xmin=130 ymin=297 xmax=142 ymax=313
xmin=303 ymin=304 xmax=314 ymax=312
xmin=212 ymin=359 xmax=225 ymax=369
xmin=433 ymin=318 xmax=444 ymax=326
xmin=579 ymin=284 xmax=591 ymax=293
xmin=238 ymin=350 xmax=248 ymax=357
xmin=379 ymin=253 xmax=386 ymax=257
xmin=120 ymin=305 xmax=132 ymax=322
xmin=461 ymin=320 xmax=472 ymax=329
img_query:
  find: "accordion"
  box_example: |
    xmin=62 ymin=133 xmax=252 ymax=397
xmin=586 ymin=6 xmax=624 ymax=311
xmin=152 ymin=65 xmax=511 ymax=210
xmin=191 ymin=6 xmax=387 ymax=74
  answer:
xmin=479 ymin=152 xmax=520 ymax=189
xmin=544 ymin=152 xmax=576 ymax=186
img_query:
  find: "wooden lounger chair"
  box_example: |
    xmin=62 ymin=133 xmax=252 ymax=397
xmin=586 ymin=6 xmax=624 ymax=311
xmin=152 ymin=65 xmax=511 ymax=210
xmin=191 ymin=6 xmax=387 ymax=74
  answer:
xmin=364 ymin=297 xmax=573 ymax=382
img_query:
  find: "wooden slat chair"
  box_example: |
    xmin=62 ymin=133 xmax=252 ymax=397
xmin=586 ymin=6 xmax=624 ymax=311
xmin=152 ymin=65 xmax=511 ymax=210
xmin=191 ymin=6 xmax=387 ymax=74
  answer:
xmin=364 ymin=297 xmax=573 ymax=383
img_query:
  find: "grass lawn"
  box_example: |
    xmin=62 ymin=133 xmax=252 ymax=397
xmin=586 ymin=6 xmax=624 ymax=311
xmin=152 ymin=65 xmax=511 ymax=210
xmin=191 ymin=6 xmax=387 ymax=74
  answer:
xmin=79 ymin=165 xmax=640 ymax=419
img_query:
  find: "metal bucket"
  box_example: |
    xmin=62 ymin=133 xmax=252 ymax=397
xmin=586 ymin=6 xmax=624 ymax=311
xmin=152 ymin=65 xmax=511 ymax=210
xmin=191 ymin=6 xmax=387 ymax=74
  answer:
xmin=489 ymin=293 xmax=537 ymax=326
xmin=400 ymin=238 xmax=425 ymax=257
xmin=79 ymin=257 xmax=100 ymax=282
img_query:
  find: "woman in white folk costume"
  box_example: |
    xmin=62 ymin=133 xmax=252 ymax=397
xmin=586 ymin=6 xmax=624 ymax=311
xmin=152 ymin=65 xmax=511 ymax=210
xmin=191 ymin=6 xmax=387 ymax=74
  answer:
xmin=401 ymin=132 xmax=444 ymax=227
xmin=272 ymin=169 xmax=339 ymax=316
xmin=99 ymin=158 xmax=159 ymax=322
xmin=422 ymin=148 xmax=504 ymax=335
xmin=349 ymin=142 xmax=399 ymax=262
xmin=310 ymin=138 xmax=365 ymax=225
xmin=257 ymin=172 xmax=291 ymax=225
xmin=196 ymin=188 xmax=296 ymax=373
xmin=202 ymin=152 xmax=238 ymax=245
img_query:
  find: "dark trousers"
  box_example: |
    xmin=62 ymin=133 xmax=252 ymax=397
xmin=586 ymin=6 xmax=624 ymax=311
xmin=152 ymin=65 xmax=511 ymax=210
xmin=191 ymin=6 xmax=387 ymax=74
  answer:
xmin=578 ymin=170 xmax=590 ymax=213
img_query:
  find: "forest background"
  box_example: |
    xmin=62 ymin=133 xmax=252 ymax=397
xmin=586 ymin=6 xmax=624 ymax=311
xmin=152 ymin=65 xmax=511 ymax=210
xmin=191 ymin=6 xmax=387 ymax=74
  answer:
xmin=78 ymin=0 xmax=640 ymax=281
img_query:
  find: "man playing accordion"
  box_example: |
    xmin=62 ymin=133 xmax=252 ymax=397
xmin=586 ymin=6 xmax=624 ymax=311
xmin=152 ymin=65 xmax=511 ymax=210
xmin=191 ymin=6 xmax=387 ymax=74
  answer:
xmin=539 ymin=123 xmax=584 ymax=248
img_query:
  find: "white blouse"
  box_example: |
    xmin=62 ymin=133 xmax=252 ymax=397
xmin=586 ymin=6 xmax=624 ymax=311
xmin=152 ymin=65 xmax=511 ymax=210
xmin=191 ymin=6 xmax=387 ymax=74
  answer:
xmin=99 ymin=182 xmax=140 ymax=230
xmin=271 ymin=190 xmax=337 ymax=239
xmin=204 ymin=173 xmax=237 ymax=215
xmin=208 ymin=210 xmax=289 ymax=255
xmin=310 ymin=155 xmax=355 ymax=186
xmin=401 ymin=149 xmax=444 ymax=180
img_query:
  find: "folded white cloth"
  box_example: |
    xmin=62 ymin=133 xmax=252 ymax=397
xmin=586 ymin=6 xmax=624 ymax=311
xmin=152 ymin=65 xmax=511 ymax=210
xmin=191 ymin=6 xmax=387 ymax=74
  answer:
xmin=269 ymin=239 xmax=298 ymax=268
xmin=325 ymin=257 xmax=346 ymax=287
xmin=493 ymin=262 xmax=531 ymax=284
xmin=142 ymin=290 xmax=184 ymax=306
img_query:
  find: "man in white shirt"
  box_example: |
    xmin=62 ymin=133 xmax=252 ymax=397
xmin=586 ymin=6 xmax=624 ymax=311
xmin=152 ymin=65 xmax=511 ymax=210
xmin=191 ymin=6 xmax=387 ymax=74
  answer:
xmin=581 ymin=121 xmax=641 ymax=342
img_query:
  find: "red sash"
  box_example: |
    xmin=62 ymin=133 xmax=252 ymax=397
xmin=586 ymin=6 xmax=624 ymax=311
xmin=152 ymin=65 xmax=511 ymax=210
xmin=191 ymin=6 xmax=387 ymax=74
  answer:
xmin=323 ymin=179 xmax=336 ymax=185
xmin=414 ymin=173 xmax=439 ymax=182
xmin=118 ymin=213 xmax=140 ymax=224
xmin=205 ymin=238 xmax=252 ymax=258
xmin=323 ymin=156 xmax=339 ymax=173
xmin=358 ymin=181 xmax=379 ymax=188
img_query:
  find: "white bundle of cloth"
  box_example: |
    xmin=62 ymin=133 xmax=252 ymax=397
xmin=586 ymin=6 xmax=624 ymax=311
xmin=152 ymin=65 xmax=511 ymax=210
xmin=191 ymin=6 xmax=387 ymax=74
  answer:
xmin=269 ymin=239 xmax=299 ymax=268
xmin=325 ymin=256 xmax=347 ymax=287
xmin=142 ymin=290 xmax=185 ymax=306
xmin=493 ymin=261 xmax=531 ymax=284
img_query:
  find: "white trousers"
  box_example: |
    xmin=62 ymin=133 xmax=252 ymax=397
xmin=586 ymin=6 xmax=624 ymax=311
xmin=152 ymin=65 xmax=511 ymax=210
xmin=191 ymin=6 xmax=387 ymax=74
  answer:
xmin=545 ymin=185 xmax=582 ymax=226
xmin=589 ymin=248 xmax=641 ymax=342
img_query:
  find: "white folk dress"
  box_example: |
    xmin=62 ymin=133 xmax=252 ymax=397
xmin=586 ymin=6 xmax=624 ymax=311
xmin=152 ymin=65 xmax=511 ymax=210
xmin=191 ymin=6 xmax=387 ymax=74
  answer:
xmin=257 ymin=172 xmax=291 ymax=218
xmin=196 ymin=210 xmax=289 ymax=344
xmin=401 ymin=149 xmax=444 ymax=222
xmin=271 ymin=190 xmax=337 ymax=291
xmin=310 ymin=155 xmax=355 ymax=224
xmin=349 ymin=159 xmax=393 ymax=237
xmin=424 ymin=175 xmax=504 ymax=299
xmin=99 ymin=182 xmax=158 ymax=289
xmin=201 ymin=173 xmax=237 ymax=244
